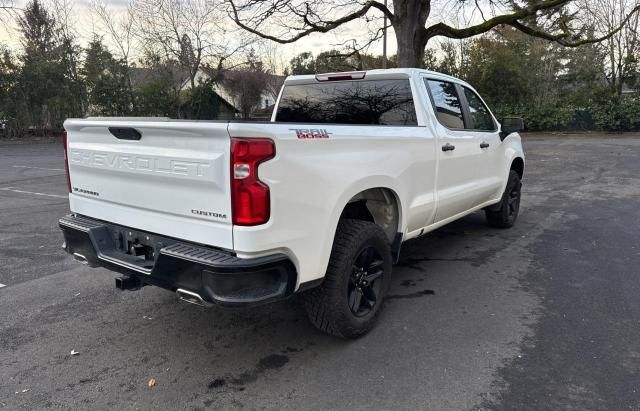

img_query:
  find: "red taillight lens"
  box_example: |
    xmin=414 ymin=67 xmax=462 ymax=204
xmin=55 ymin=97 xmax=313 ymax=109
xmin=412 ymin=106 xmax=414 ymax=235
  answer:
xmin=315 ymin=71 xmax=366 ymax=81
xmin=231 ymin=138 xmax=275 ymax=226
xmin=62 ymin=131 xmax=71 ymax=193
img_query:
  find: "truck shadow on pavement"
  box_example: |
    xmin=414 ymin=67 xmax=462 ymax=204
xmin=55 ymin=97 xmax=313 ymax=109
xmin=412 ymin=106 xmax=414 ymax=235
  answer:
xmin=117 ymin=211 xmax=523 ymax=400
xmin=2 ymin=209 xmax=532 ymax=410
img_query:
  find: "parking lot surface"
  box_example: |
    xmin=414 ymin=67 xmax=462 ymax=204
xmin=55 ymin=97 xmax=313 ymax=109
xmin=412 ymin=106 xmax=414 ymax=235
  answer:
xmin=1 ymin=134 xmax=639 ymax=410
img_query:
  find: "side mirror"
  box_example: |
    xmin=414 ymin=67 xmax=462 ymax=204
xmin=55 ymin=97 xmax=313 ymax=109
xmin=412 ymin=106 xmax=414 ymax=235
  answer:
xmin=499 ymin=117 xmax=524 ymax=141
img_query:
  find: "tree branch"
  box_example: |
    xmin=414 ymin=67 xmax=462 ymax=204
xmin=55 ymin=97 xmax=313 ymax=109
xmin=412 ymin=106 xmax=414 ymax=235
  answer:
xmin=424 ymin=0 xmax=572 ymax=39
xmin=0 ymin=0 xmax=20 ymax=17
xmin=227 ymin=0 xmax=392 ymax=44
xmin=370 ymin=1 xmax=394 ymax=21
xmin=510 ymin=5 xmax=640 ymax=47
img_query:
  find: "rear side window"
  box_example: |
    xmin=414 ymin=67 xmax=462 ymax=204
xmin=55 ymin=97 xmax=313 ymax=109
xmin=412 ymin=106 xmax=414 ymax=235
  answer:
xmin=425 ymin=80 xmax=464 ymax=129
xmin=462 ymin=87 xmax=496 ymax=131
xmin=275 ymin=79 xmax=417 ymax=125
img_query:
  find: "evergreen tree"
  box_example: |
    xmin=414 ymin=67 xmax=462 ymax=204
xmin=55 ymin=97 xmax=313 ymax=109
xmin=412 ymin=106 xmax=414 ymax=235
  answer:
xmin=83 ymin=37 xmax=132 ymax=115
xmin=16 ymin=0 xmax=84 ymax=133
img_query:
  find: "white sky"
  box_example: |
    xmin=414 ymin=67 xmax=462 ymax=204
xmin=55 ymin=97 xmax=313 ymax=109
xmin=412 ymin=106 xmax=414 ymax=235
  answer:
xmin=1 ymin=0 xmax=514 ymax=73
xmin=0 ymin=0 xmax=402 ymax=73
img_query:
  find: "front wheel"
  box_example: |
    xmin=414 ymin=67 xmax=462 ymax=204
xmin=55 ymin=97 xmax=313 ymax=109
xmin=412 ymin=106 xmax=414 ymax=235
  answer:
xmin=302 ymin=219 xmax=392 ymax=338
xmin=485 ymin=170 xmax=522 ymax=228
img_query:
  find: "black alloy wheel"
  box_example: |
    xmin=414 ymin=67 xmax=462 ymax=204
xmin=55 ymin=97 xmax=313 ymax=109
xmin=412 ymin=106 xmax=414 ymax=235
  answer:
xmin=348 ymin=246 xmax=385 ymax=317
xmin=302 ymin=219 xmax=392 ymax=338
xmin=485 ymin=170 xmax=522 ymax=228
xmin=508 ymin=180 xmax=521 ymax=220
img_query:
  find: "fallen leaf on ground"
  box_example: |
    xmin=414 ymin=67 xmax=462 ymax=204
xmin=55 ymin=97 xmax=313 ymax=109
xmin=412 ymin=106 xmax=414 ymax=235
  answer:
xmin=148 ymin=378 xmax=157 ymax=388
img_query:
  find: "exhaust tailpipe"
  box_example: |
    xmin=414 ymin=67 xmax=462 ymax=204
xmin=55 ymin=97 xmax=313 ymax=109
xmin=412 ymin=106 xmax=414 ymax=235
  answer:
xmin=177 ymin=289 xmax=211 ymax=307
xmin=73 ymin=253 xmax=88 ymax=265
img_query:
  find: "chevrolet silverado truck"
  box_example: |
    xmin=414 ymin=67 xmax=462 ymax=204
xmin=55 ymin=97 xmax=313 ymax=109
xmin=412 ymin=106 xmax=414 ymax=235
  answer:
xmin=59 ymin=68 xmax=525 ymax=338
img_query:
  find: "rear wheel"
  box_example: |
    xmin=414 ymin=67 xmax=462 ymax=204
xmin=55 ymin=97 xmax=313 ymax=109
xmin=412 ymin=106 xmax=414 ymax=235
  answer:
xmin=302 ymin=219 xmax=392 ymax=338
xmin=485 ymin=170 xmax=522 ymax=228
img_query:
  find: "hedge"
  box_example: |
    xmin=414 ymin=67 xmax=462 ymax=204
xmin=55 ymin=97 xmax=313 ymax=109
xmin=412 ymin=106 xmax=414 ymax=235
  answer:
xmin=493 ymin=96 xmax=640 ymax=132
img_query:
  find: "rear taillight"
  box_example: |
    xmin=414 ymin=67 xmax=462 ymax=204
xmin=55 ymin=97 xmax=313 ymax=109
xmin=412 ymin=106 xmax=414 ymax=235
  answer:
xmin=230 ymin=138 xmax=275 ymax=226
xmin=62 ymin=131 xmax=71 ymax=193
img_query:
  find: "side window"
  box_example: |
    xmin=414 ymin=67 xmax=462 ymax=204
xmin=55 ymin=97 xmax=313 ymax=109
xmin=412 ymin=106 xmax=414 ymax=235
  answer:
xmin=462 ymin=87 xmax=496 ymax=131
xmin=425 ymin=79 xmax=465 ymax=129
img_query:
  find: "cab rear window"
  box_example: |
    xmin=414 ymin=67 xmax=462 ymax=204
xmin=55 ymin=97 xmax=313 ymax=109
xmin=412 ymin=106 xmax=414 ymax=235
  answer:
xmin=275 ymin=79 xmax=417 ymax=126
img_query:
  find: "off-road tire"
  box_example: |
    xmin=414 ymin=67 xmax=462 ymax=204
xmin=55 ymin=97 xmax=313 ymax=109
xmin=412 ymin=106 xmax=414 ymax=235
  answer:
xmin=485 ymin=170 xmax=522 ymax=228
xmin=302 ymin=219 xmax=392 ymax=339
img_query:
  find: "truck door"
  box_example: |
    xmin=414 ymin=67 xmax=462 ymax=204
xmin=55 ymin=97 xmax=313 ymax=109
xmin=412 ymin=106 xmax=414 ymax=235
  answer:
xmin=458 ymin=85 xmax=503 ymax=204
xmin=423 ymin=78 xmax=486 ymax=223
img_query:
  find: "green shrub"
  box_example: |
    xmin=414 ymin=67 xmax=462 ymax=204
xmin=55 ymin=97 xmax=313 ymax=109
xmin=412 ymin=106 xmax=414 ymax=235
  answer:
xmin=493 ymin=104 xmax=574 ymax=131
xmin=588 ymin=97 xmax=640 ymax=132
xmin=492 ymin=96 xmax=640 ymax=132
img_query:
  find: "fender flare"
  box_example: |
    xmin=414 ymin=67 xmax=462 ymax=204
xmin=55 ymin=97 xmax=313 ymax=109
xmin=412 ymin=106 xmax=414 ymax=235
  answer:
xmin=317 ymin=178 xmax=405 ymax=273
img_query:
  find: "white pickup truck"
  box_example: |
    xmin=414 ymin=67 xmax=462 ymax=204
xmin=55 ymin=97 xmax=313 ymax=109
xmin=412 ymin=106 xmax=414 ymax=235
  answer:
xmin=59 ymin=68 xmax=525 ymax=338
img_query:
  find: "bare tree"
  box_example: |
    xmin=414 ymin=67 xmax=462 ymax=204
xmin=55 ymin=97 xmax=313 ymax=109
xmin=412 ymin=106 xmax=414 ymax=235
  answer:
xmin=0 ymin=0 xmax=15 ymax=11
xmin=50 ymin=0 xmax=75 ymax=39
xmin=581 ymin=0 xmax=640 ymax=95
xmin=91 ymin=1 xmax=138 ymax=111
xmin=227 ymin=0 xmax=640 ymax=68
xmin=50 ymin=0 xmax=86 ymax=114
xmin=92 ymin=1 xmax=136 ymax=65
xmin=1 ymin=0 xmax=18 ymax=25
xmin=133 ymin=0 xmax=250 ymax=89
xmin=222 ymin=50 xmax=270 ymax=118
xmin=255 ymin=40 xmax=285 ymax=77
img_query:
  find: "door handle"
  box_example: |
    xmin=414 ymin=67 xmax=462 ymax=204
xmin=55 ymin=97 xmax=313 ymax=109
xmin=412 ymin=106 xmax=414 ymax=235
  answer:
xmin=442 ymin=143 xmax=455 ymax=152
xmin=480 ymin=142 xmax=490 ymax=149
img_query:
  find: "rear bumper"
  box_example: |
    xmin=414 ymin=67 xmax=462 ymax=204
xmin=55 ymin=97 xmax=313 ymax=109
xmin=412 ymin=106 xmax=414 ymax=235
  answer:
xmin=59 ymin=214 xmax=297 ymax=306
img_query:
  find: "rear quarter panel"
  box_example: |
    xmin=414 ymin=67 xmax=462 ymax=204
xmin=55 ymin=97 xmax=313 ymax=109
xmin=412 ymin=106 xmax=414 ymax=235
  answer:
xmin=228 ymin=122 xmax=437 ymax=286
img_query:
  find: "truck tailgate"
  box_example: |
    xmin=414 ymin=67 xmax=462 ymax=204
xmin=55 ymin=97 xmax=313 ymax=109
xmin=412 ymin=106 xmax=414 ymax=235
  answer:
xmin=64 ymin=119 xmax=233 ymax=250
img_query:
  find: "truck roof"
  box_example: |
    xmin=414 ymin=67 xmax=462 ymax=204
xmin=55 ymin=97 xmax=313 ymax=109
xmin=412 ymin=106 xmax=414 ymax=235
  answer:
xmin=283 ymin=68 xmax=464 ymax=85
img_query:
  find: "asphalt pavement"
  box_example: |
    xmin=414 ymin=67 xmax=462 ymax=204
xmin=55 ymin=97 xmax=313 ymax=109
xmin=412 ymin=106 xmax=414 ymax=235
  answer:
xmin=1 ymin=134 xmax=639 ymax=410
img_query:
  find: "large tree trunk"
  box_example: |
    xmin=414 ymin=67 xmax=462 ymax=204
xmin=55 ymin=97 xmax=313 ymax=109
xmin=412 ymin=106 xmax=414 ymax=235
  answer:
xmin=395 ymin=34 xmax=427 ymax=68
xmin=393 ymin=0 xmax=430 ymax=68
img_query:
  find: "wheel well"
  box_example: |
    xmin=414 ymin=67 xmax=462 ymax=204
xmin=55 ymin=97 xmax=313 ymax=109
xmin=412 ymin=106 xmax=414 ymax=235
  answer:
xmin=339 ymin=188 xmax=400 ymax=244
xmin=511 ymin=157 xmax=524 ymax=179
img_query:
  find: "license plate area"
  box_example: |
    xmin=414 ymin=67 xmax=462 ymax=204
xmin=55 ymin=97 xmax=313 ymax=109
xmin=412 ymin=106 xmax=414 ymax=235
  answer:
xmin=115 ymin=228 xmax=161 ymax=270
xmin=98 ymin=225 xmax=176 ymax=273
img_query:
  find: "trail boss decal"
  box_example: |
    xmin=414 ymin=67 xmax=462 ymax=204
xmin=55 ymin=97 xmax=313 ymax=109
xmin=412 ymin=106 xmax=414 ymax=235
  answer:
xmin=289 ymin=128 xmax=332 ymax=139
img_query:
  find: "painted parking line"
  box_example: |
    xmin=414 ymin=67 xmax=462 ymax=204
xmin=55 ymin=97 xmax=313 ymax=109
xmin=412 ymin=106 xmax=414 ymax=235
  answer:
xmin=12 ymin=165 xmax=65 ymax=172
xmin=0 ymin=187 xmax=67 ymax=199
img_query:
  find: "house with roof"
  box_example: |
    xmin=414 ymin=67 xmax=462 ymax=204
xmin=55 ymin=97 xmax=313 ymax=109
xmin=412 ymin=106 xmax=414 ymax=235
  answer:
xmin=128 ymin=64 xmax=285 ymax=120
xmin=178 ymin=67 xmax=285 ymax=119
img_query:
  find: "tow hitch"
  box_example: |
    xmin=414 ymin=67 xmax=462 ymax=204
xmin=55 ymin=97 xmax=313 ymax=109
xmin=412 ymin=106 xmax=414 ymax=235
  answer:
xmin=115 ymin=276 xmax=145 ymax=291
